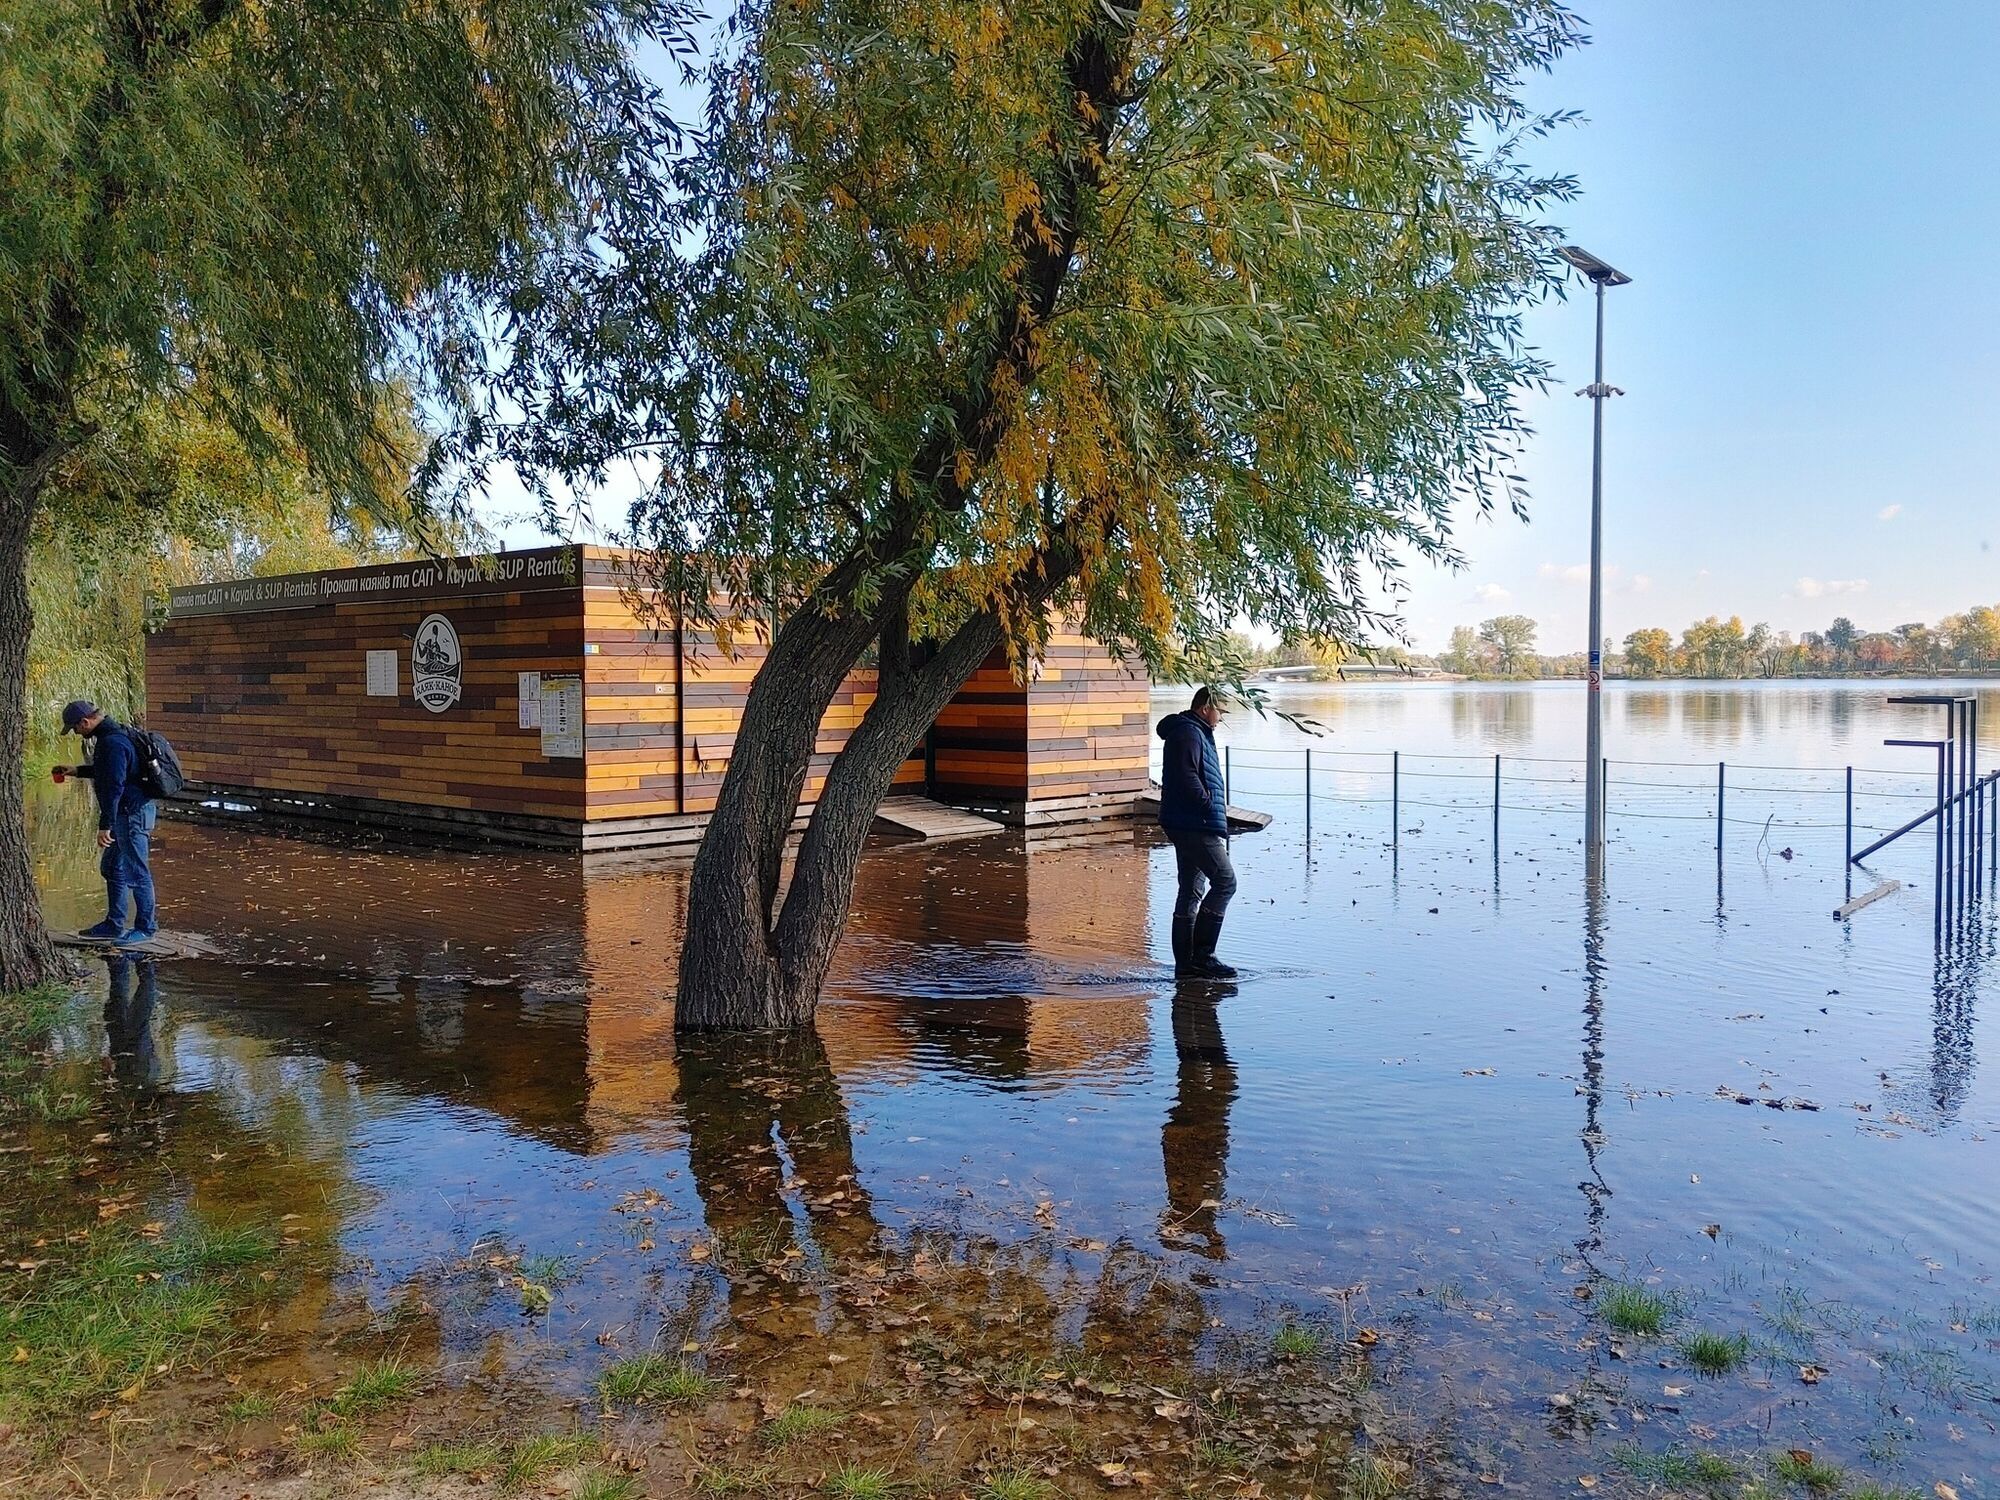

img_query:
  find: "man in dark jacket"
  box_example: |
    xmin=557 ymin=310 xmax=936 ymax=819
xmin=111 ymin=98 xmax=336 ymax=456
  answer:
xmin=60 ymin=700 xmax=159 ymax=945
xmin=1156 ymin=687 xmax=1237 ymax=979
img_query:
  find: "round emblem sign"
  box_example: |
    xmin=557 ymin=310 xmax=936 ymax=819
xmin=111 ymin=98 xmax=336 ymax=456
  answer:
xmin=411 ymin=613 xmax=462 ymax=713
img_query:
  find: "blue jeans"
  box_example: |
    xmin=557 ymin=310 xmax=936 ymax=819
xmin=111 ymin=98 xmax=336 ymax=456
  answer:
xmin=100 ymin=802 xmax=158 ymax=932
xmin=1169 ymin=831 xmax=1237 ymax=920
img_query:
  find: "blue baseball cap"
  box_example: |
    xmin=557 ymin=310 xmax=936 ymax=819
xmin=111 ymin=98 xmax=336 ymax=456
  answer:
xmin=60 ymin=700 xmax=100 ymax=733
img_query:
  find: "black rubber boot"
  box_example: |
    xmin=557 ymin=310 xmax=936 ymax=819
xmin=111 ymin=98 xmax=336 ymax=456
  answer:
xmin=1189 ymin=910 xmax=1238 ymax=980
xmin=1171 ymin=913 xmax=1195 ymax=975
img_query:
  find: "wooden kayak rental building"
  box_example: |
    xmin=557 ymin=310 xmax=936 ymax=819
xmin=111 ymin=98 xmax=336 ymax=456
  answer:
xmin=145 ymin=545 xmax=1151 ymax=852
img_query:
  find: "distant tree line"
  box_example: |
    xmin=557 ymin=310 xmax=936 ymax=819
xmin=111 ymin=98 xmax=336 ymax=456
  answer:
xmin=1618 ymin=605 xmax=2000 ymax=679
xmin=1414 ymin=603 xmax=2000 ymax=681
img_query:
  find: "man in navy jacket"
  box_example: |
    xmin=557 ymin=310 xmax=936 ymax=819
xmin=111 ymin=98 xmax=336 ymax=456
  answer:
xmin=60 ymin=700 xmax=159 ymax=945
xmin=1155 ymin=687 xmax=1237 ymax=979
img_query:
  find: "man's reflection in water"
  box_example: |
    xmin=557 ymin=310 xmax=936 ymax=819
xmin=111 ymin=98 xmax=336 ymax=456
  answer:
xmin=103 ymin=956 xmax=166 ymax=1090
xmin=1159 ymin=983 xmax=1236 ymax=1261
xmin=675 ymin=1028 xmax=880 ymax=1337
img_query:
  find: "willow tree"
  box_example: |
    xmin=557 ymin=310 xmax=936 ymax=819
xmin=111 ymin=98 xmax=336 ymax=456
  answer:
xmin=0 ymin=0 xmax=687 ymax=991
xmin=447 ymin=0 xmax=1580 ymax=1028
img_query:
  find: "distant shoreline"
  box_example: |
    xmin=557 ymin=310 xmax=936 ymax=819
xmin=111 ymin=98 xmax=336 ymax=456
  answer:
xmin=1153 ymin=671 xmax=2000 ymax=688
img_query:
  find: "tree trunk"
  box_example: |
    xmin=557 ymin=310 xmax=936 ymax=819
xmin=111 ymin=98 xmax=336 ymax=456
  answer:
xmin=673 ymin=586 xmax=894 ymax=1029
xmin=0 ymin=484 xmax=62 ymax=994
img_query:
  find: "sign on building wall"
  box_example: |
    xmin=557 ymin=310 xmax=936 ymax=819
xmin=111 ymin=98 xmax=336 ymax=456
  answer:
xmin=412 ymin=615 xmax=462 ymax=713
xmin=365 ymin=650 xmax=398 ymax=698
xmin=166 ymin=545 xmax=582 ymax=618
xmin=539 ymin=673 xmax=583 ymax=757
xmin=517 ymin=672 xmax=542 ymax=729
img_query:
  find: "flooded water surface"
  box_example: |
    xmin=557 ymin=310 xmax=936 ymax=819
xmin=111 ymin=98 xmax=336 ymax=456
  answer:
xmin=8 ymin=679 xmax=2000 ymax=1497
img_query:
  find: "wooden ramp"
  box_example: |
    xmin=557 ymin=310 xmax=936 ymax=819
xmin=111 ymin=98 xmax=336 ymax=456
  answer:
xmin=872 ymin=798 xmax=1007 ymax=843
xmin=1133 ymin=785 xmax=1274 ymax=834
xmin=55 ymin=930 xmax=221 ymax=960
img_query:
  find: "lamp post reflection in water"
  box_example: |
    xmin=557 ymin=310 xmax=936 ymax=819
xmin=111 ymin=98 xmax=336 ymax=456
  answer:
xmin=1577 ymin=871 xmax=1611 ymax=1273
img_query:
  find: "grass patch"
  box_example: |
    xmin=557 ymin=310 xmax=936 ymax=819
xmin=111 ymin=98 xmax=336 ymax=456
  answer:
xmin=519 ymin=1252 xmax=576 ymax=1285
xmin=296 ymin=1421 xmax=361 ymax=1465
xmin=575 ymin=1472 xmax=643 ymax=1500
xmin=503 ymin=1432 xmax=599 ymax=1488
xmin=693 ymin=1461 xmax=783 ymax=1495
xmin=1340 ymin=1453 xmax=1405 ymax=1500
xmin=221 ymin=1391 xmax=277 ymax=1422
xmin=760 ymin=1404 xmax=845 ymax=1446
xmin=1614 ymin=1445 xmax=1738 ymax=1489
xmin=0 ymin=981 xmax=82 ymax=1053
xmin=0 ymin=1220 xmax=279 ymax=1433
xmin=326 ymin=1355 xmax=423 ymax=1416
xmin=1597 ymin=1281 xmax=1672 ymax=1336
xmin=414 ymin=1439 xmax=504 ymax=1477
xmin=976 ymin=1469 xmax=1055 ymax=1500
xmin=1271 ymin=1321 xmax=1323 ymax=1358
xmin=1770 ymin=1450 xmax=1845 ymax=1492
xmin=1847 ymin=1488 xmax=1923 ymax=1500
xmin=1195 ymin=1437 xmax=1252 ymax=1471
xmin=1678 ymin=1331 xmax=1751 ymax=1376
xmin=824 ymin=1467 xmax=900 ymax=1500
xmin=598 ymin=1352 xmax=719 ymax=1405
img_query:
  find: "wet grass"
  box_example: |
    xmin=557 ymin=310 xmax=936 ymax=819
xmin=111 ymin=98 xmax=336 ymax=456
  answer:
xmin=221 ymin=1391 xmax=277 ymax=1422
xmin=1678 ymin=1331 xmax=1751 ymax=1376
xmin=693 ymin=1461 xmax=784 ymax=1495
xmin=760 ymin=1404 xmax=845 ymax=1446
xmin=414 ymin=1438 xmax=505 ymax=1477
xmin=1769 ymin=1450 xmax=1845 ymax=1492
xmin=295 ymin=1420 xmax=361 ymax=1465
xmin=1271 ymin=1321 xmax=1324 ymax=1358
xmin=976 ymin=1469 xmax=1056 ymax=1500
xmin=1597 ymin=1281 xmax=1672 ymax=1335
xmin=574 ymin=1472 xmax=644 ymax=1500
xmin=823 ymin=1466 xmax=900 ymax=1500
xmin=502 ymin=1431 xmax=600 ymax=1488
xmin=325 ymin=1354 xmax=423 ymax=1415
xmin=598 ymin=1351 xmax=721 ymax=1405
xmin=1613 ymin=1445 xmax=1738 ymax=1489
xmin=1339 ymin=1452 xmax=1406 ymax=1499
xmin=1195 ymin=1437 xmax=1253 ymax=1470
xmin=0 ymin=1220 xmax=279 ymax=1433
xmin=0 ymin=981 xmax=80 ymax=1052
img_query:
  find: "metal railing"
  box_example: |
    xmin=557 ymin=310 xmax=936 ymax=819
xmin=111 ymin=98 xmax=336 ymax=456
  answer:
xmin=1195 ymin=743 xmax=1999 ymax=933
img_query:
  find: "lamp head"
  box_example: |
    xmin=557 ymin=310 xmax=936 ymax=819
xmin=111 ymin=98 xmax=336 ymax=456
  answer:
xmin=1558 ymin=245 xmax=1632 ymax=287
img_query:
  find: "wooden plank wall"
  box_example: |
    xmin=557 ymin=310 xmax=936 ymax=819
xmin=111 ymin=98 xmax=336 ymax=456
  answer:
xmin=580 ymin=550 xmax=920 ymax=822
xmin=1024 ymin=626 xmax=1151 ymax=803
xmin=928 ymin=626 xmax=1150 ymax=811
xmin=146 ymin=588 xmax=587 ymax=819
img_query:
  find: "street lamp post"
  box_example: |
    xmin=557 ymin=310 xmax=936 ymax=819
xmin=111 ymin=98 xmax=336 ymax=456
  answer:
xmin=1558 ymin=245 xmax=1631 ymax=867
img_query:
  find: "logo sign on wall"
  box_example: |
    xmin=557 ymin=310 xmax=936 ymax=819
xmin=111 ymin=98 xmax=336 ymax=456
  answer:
xmin=411 ymin=614 xmax=463 ymax=712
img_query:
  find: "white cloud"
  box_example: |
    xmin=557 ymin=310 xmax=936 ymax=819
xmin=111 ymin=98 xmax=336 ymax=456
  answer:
xmin=1877 ymin=503 xmax=1902 ymax=521
xmin=1538 ymin=562 xmax=1591 ymax=584
xmin=1795 ymin=577 xmax=1868 ymax=599
xmin=1696 ymin=568 xmax=1712 ymax=580
xmin=1629 ymin=573 xmax=1652 ymax=594
xmin=1473 ymin=583 xmax=1512 ymax=604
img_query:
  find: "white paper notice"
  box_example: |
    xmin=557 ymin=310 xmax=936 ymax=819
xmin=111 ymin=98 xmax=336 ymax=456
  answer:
xmin=539 ymin=673 xmax=583 ymax=757
xmin=365 ymin=650 xmax=397 ymax=697
xmin=517 ymin=672 xmax=542 ymax=729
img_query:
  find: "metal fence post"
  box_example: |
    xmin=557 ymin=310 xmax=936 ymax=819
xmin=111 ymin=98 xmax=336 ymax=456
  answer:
xmin=1224 ymin=745 xmax=1231 ymax=806
xmin=1716 ymin=762 xmax=1726 ymax=855
xmin=1493 ymin=753 xmax=1501 ymax=847
xmin=1304 ymin=747 xmax=1311 ymax=840
xmin=1391 ymin=750 xmax=1400 ymax=850
xmin=1844 ymin=766 xmax=1853 ymax=867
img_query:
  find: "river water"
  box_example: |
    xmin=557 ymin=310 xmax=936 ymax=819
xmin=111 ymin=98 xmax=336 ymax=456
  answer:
xmin=12 ymin=678 xmax=2000 ymax=1494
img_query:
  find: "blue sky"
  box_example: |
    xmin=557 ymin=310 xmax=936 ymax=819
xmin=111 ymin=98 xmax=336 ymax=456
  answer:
xmin=486 ymin=2 xmax=2000 ymax=656
xmin=1402 ymin=1 xmax=2000 ymax=655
